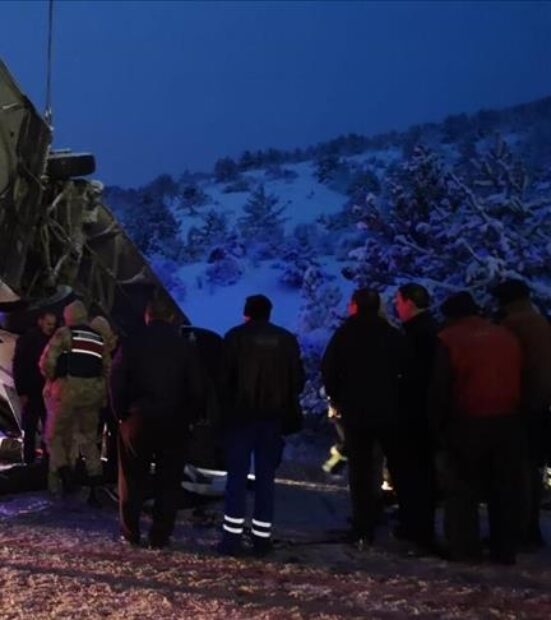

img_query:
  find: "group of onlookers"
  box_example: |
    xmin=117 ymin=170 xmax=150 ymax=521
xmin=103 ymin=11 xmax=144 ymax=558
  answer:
xmin=9 ymin=278 xmax=551 ymax=565
xmin=322 ymin=280 xmax=551 ymax=565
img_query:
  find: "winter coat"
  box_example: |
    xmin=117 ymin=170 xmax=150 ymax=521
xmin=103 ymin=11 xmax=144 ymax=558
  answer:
xmin=109 ymin=320 xmax=204 ymax=430
xmin=321 ymin=314 xmax=408 ymax=428
xmin=12 ymin=327 xmax=50 ymax=397
xmin=401 ymin=311 xmax=439 ymax=425
xmin=499 ymin=299 xmax=551 ymax=414
xmin=39 ymin=323 xmax=108 ymax=411
xmin=222 ymin=319 xmax=305 ymax=434
xmin=430 ymin=316 xmax=522 ymax=425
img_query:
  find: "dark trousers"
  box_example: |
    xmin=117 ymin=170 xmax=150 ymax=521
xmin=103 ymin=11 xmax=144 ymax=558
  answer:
xmin=22 ymin=395 xmax=47 ymax=464
xmin=395 ymin=425 xmax=437 ymax=545
xmin=344 ymin=423 xmax=404 ymax=539
xmin=444 ymin=415 xmax=525 ymax=562
xmin=99 ymin=406 xmax=119 ymax=482
xmin=223 ymin=420 xmax=283 ymax=540
xmin=118 ymin=416 xmax=187 ymax=545
xmin=522 ymin=411 xmax=550 ymax=543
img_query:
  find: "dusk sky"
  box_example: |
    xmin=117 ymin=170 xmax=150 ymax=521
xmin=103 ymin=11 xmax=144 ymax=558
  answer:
xmin=1 ymin=0 xmax=550 ymax=187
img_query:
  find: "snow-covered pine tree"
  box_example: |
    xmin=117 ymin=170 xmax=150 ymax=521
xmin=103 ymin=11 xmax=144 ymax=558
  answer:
xmin=343 ymin=139 xmax=551 ymax=313
xmin=297 ymin=266 xmax=343 ymax=414
xmin=182 ymin=210 xmax=230 ymax=262
xmin=238 ymin=185 xmax=287 ymax=258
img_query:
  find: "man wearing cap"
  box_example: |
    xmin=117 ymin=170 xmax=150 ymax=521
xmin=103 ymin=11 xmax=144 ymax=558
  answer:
xmin=40 ymin=300 xmax=108 ymax=498
xmin=492 ymin=279 xmax=551 ymax=548
xmin=430 ymin=292 xmax=524 ymax=564
xmin=219 ymin=294 xmax=305 ymax=557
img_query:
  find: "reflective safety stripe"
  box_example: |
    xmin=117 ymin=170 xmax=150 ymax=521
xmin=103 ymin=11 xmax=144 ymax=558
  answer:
xmin=252 ymin=519 xmax=271 ymax=528
xmin=223 ymin=524 xmax=243 ymax=535
xmin=251 ymin=528 xmax=271 ymax=538
xmin=224 ymin=515 xmax=245 ymax=524
xmin=72 ymin=348 xmax=103 ymax=359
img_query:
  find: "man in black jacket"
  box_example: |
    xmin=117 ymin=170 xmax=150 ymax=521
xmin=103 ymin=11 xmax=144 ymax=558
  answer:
xmin=12 ymin=311 xmax=57 ymax=464
xmin=110 ymin=295 xmax=203 ymax=548
xmin=322 ymin=288 xmax=409 ymax=547
xmin=394 ymin=283 xmax=439 ymax=550
xmin=219 ymin=294 xmax=305 ymax=557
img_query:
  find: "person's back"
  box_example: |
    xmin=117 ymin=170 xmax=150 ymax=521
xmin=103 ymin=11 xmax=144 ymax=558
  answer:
xmin=434 ymin=292 xmax=524 ymax=565
xmin=439 ymin=316 xmax=521 ymax=417
xmin=499 ymin=300 xmax=551 ymax=414
xmin=117 ymin=321 xmax=201 ymax=426
xmin=224 ymin=319 xmax=304 ymax=425
xmin=219 ymin=294 xmax=304 ymax=557
xmin=322 ymin=313 xmax=407 ymax=427
xmin=492 ymin=280 xmax=551 ymax=548
xmin=322 ymin=288 xmax=409 ymax=546
xmin=110 ymin=295 xmax=204 ymax=549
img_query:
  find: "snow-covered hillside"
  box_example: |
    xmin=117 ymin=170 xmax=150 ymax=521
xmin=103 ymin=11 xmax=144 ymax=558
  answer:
xmin=104 ymin=96 xmax=551 ymax=411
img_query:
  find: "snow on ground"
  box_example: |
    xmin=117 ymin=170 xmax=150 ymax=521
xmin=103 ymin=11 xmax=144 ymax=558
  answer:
xmin=178 ymin=257 xmax=353 ymax=336
xmin=1 ymin=468 xmax=551 ymax=619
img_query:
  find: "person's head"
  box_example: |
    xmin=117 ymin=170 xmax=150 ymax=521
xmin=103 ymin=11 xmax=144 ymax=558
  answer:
xmin=37 ymin=311 xmax=56 ymax=336
xmin=440 ymin=291 xmax=479 ymax=321
xmin=243 ymin=294 xmax=272 ymax=321
xmin=348 ymin=288 xmax=380 ymax=317
xmin=63 ymin=300 xmax=88 ymax=327
xmin=395 ymin=283 xmax=430 ymax=322
xmin=491 ymin=279 xmax=530 ymax=308
xmin=145 ymin=295 xmax=176 ymax=324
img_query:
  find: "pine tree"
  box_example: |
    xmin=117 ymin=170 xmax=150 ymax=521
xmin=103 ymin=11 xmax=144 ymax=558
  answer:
xmin=343 ymin=139 xmax=551 ymax=312
xmin=238 ymin=185 xmax=287 ymax=253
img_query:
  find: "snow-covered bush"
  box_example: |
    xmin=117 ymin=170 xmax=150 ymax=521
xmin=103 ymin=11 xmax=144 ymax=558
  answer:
xmin=204 ymin=249 xmax=242 ymax=286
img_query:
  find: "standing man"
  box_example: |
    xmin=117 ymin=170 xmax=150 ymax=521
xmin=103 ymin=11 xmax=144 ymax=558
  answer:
xmin=40 ymin=300 xmax=107 ymax=498
xmin=219 ymin=294 xmax=305 ymax=557
xmin=430 ymin=292 xmax=524 ymax=564
xmin=394 ymin=283 xmax=439 ymax=550
xmin=12 ymin=311 xmax=57 ymax=464
xmin=492 ymin=279 xmax=551 ymax=548
xmin=322 ymin=288 xmax=409 ymax=548
xmin=110 ymin=295 xmax=203 ymax=548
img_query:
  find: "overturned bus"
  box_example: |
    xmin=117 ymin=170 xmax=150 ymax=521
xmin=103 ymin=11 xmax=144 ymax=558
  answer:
xmin=0 ymin=59 xmax=222 ymax=494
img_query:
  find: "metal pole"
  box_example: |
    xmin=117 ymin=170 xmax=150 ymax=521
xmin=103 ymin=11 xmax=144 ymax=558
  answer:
xmin=45 ymin=0 xmax=54 ymax=127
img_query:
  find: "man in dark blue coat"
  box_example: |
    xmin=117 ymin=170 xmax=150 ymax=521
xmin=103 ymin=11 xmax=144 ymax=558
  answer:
xmin=110 ymin=295 xmax=203 ymax=548
xmin=322 ymin=288 xmax=409 ymax=548
xmin=219 ymin=294 xmax=305 ymax=557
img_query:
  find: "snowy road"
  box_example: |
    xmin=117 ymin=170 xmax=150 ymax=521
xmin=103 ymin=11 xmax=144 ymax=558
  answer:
xmin=0 ymin=481 xmax=550 ymax=619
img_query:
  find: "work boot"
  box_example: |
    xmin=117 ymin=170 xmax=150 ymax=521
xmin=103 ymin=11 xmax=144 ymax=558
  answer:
xmin=58 ymin=466 xmax=76 ymax=496
xmin=87 ymin=475 xmax=103 ymax=508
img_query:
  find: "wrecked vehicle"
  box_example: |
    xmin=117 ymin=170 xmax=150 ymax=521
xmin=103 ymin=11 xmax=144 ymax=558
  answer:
xmin=0 ymin=59 xmax=222 ymax=494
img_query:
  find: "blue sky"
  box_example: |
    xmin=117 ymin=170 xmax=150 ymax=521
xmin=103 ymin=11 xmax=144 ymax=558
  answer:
xmin=1 ymin=1 xmax=550 ymax=187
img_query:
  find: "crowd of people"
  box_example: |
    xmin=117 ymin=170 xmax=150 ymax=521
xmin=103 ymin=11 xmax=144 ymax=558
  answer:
xmin=323 ymin=281 xmax=551 ymax=565
xmin=9 ymin=278 xmax=551 ymax=566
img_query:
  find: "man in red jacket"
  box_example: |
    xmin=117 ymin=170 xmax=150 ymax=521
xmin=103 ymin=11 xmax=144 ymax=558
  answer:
xmin=430 ymin=292 xmax=524 ymax=564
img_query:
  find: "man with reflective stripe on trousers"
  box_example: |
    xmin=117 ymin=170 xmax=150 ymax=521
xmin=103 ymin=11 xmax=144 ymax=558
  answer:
xmin=40 ymin=300 xmax=108 ymax=501
xmin=219 ymin=294 xmax=305 ymax=557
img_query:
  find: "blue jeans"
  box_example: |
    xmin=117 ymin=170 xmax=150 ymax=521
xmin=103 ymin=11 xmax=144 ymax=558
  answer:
xmin=223 ymin=419 xmax=284 ymax=542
